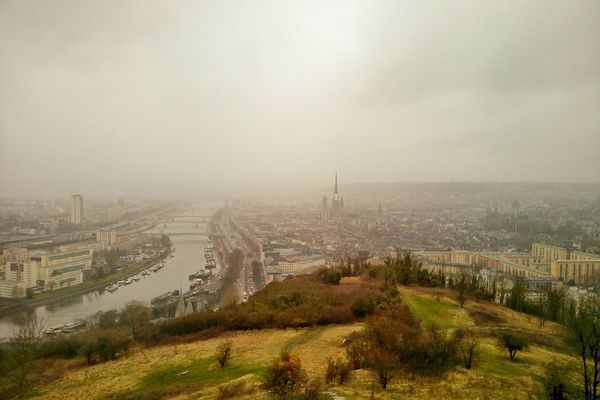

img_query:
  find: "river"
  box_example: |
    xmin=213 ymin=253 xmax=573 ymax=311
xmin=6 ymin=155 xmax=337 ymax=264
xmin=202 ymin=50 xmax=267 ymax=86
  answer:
xmin=0 ymin=203 xmax=219 ymax=339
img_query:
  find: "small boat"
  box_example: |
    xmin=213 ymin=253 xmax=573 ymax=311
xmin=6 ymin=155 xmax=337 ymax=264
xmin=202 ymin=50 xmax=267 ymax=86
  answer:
xmin=142 ymin=270 xmax=151 ymax=276
xmin=117 ymin=280 xmax=125 ymax=286
xmin=124 ymin=278 xmax=133 ymax=285
xmin=153 ymin=262 xmax=164 ymax=271
xmin=132 ymin=275 xmax=141 ymax=281
xmin=106 ymin=284 xmax=119 ymax=292
xmin=60 ymin=321 xmax=85 ymax=333
xmin=44 ymin=326 xmax=62 ymax=335
xmin=189 ymin=269 xmax=211 ymax=281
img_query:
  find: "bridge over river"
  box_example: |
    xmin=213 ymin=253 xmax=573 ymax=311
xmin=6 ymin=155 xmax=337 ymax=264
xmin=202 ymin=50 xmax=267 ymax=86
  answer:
xmin=158 ymin=215 xmax=210 ymax=224
xmin=149 ymin=213 xmax=224 ymax=238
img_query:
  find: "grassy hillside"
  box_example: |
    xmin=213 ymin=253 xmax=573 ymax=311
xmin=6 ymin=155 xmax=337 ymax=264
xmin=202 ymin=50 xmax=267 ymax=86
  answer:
xmin=24 ymin=282 xmax=579 ymax=400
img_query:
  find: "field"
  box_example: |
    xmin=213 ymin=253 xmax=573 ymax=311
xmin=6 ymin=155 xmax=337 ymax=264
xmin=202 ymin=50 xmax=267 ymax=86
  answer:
xmin=24 ymin=284 xmax=579 ymax=400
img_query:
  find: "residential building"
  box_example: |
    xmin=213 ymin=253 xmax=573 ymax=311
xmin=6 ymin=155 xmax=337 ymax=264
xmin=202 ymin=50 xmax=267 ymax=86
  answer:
xmin=551 ymin=260 xmax=600 ymax=284
xmin=3 ymin=246 xmax=29 ymax=263
xmin=278 ymin=254 xmax=326 ymax=274
xmin=70 ymin=194 xmax=84 ymax=224
xmin=35 ymin=248 xmax=92 ymax=290
xmin=264 ymin=265 xmax=284 ymax=284
xmin=97 ymin=230 xmax=118 ymax=250
xmin=0 ymin=260 xmax=40 ymax=298
xmin=532 ymin=243 xmax=569 ymax=263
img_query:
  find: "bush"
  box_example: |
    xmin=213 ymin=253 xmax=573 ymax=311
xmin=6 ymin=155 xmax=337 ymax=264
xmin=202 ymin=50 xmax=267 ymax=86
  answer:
xmin=37 ymin=336 xmax=81 ymax=359
xmin=325 ymin=357 xmax=352 ymax=385
xmin=325 ymin=357 xmax=338 ymax=385
xmin=215 ymin=339 xmax=233 ymax=368
xmin=361 ymin=312 xmax=409 ymax=388
xmin=264 ymin=352 xmax=306 ymax=397
xmin=346 ymin=308 xmax=458 ymax=388
xmin=344 ymin=331 xmax=369 ymax=370
xmin=319 ymin=268 xmax=342 ymax=285
xmin=542 ymin=361 xmax=574 ymax=400
xmin=160 ymin=273 xmax=384 ymax=337
xmin=501 ymin=333 xmax=527 ymax=360
xmin=397 ymin=326 xmax=459 ymax=373
xmin=351 ymin=296 xmax=376 ymax=318
xmin=80 ymin=328 xmax=131 ymax=364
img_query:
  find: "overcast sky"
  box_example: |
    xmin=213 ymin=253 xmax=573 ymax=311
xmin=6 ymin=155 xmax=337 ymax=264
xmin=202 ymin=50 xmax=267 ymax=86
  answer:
xmin=1 ymin=0 xmax=599 ymax=197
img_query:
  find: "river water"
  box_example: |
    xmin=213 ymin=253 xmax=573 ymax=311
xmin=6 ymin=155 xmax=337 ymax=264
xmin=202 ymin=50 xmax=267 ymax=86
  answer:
xmin=0 ymin=203 xmax=219 ymax=339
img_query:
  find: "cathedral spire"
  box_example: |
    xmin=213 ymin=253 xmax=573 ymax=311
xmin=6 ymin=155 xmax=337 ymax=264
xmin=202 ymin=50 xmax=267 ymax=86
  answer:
xmin=334 ymin=172 xmax=338 ymax=195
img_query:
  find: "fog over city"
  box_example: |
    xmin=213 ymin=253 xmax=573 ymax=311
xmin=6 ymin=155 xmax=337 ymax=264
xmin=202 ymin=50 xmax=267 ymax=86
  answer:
xmin=1 ymin=0 xmax=599 ymax=197
xmin=4 ymin=3 xmax=600 ymax=398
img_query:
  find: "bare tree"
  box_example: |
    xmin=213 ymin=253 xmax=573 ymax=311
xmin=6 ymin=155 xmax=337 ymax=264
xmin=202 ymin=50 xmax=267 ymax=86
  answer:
xmin=455 ymin=329 xmax=478 ymax=370
xmin=1 ymin=313 xmax=45 ymax=394
xmin=121 ymin=301 xmax=150 ymax=340
xmin=571 ymin=297 xmax=600 ymax=400
xmin=498 ymin=278 xmax=507 ymax=305
xmin=456 ymin=273 xmax=468 ymax=307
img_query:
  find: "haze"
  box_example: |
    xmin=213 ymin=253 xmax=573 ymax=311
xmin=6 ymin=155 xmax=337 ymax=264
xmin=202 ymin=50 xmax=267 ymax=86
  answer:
xmin=1 ymin=0 xmax=599 ymax=197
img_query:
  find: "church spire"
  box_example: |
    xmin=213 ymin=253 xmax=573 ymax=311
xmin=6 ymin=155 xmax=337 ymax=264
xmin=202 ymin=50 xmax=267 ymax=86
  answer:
xmin=334 ymin=172 xmax=338 ymax=195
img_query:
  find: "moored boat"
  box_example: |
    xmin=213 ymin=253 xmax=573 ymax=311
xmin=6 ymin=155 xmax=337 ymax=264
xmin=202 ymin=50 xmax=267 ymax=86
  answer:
xmin=106 ymin=283 xmax=119 ymax=292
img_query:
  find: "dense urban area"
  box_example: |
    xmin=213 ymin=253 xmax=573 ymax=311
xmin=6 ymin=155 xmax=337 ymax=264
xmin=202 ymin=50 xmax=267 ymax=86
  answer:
xmin=3 ymin=181 xmax=599 ymax=305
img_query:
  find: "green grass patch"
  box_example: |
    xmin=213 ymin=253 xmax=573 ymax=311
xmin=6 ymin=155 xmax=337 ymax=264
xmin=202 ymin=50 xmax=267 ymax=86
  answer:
xmin=403 ymin=294 xmax=456 ymax=329
xmin=106 ymin=357 xmax=266 ymax=400
xmin=478 ymin=347 xmax=525 ymax=377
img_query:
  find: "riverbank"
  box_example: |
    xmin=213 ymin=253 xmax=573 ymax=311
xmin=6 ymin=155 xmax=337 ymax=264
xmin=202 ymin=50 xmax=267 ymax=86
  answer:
xmin=0 ymin=249 xmax=170 ymax=318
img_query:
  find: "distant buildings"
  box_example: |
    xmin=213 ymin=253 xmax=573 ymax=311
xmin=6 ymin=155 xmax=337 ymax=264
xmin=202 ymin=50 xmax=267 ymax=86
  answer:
xmin=484 ymin=200 xmax=528 ymax=231
xmin=278 ymin=254 xmax=326 ymax=274
xmin=417 ymin=242 xmax=600 ymax=286
xmin=97 ymin=230 xmax=118 ymax=250
xmin=260 ymin=241 xmax=325 ymax=277
xmin=70 ymin=194 xmax=84 ymax=224
xmin=264 ymin=265 xmax=284 ymax=284
xmin=3 ymin=246 xmax=30 ymax=263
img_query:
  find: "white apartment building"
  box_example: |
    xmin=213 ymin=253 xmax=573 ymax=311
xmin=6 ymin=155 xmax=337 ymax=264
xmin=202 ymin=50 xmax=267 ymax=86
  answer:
xmin=35 ymin=249 xmax=92 ymax=290
xmin=96 ymin=230 xmax=117 ymax=250
xmin=278 ymin=254 xmax=326 ymax=274
xmin=0 ymin=260 xmax=39 ymax=298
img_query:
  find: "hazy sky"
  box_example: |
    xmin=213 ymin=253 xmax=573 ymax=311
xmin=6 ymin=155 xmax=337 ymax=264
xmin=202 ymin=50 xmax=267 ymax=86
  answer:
xmin=1 ymin=0 xmax=599 ymax=196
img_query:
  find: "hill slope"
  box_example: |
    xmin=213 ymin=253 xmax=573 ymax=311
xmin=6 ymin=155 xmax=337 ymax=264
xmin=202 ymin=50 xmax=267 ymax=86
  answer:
xmin=28 ymin=285 xmax=578 ymax=400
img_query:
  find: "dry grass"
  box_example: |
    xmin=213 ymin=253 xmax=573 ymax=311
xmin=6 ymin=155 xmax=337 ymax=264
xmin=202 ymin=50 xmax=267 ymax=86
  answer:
xmin=32 ymin=329 xmax=297 ymax=400
xmin=27 ymin=288 xmax=579 ymax=400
